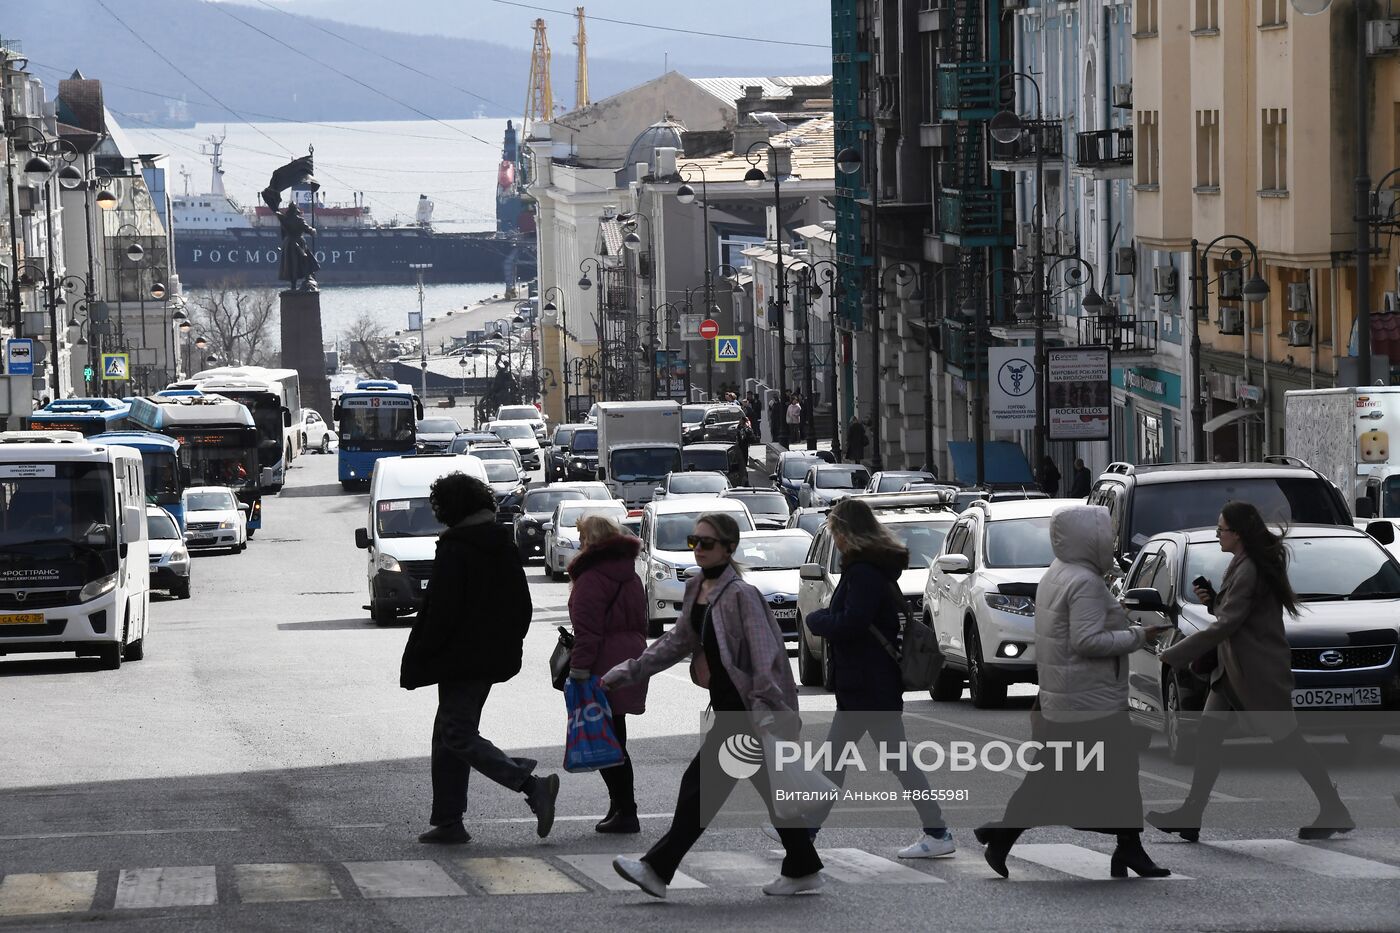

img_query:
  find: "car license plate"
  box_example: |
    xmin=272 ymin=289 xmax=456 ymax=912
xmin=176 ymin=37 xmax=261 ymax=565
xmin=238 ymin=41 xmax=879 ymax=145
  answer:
xmin=0 ymin=612 xmax=43 ymax=626
xmin=773 ymin=608 xmax=798 ymax=620
xmin=188 ymin=537 xmax=213 ymax=545
xmin=1292 ymin=686 xmax=1383 ymax=708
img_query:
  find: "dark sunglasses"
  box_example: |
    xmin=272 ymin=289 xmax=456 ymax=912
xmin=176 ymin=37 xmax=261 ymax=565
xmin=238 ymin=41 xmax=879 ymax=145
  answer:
xmin=1217 ymin=525 xmax=1233 ymax=534
xmin=687 ymin=534 xmax=722 ymax=551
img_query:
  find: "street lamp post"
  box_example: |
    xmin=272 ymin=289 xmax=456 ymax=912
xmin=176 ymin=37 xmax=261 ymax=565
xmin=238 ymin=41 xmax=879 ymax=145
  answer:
xmin=744 ymin=141 xmax=791 ymax=445
xmin=804 ymin=258 xmax=846 ymax=460
xmin=409 ymin=262 xmax=432 ymax=400
xmin=618 ymin=211 xmax=658 ymax=399
xmin=542 ymin=285 xmax=571 ymax=419
xmin=578 ymin=257 xmax=607 ymax=401
xmin=676 ymin=164 xmax=722 ymax=399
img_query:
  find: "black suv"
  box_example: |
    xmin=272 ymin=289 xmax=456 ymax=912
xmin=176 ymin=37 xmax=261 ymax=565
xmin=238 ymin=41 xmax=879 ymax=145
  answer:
xmin=545 ymin=424 xmax=599 ymax=483
xmin=1089 ymin=459 xmax=1351 ymax=574
xmin=683 ymin=405 xmax=749 ymax=444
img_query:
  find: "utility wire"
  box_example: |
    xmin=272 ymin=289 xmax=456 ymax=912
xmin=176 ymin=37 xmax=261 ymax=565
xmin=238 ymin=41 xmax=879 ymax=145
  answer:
xmin=487 ymin=0 xmax=829 ymax=49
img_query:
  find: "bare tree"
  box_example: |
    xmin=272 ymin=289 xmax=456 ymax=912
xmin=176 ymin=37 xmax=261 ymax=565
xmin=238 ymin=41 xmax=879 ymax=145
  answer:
xmin=187 ymin=283 xmax=279 ymax=368
xmin=342 ymin=311 xmax=390 ymax=379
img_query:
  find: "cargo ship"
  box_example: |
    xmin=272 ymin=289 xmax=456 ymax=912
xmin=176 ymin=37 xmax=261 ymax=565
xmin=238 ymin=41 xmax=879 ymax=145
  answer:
xmin=171 ymin=129 xmax=535 ymax=288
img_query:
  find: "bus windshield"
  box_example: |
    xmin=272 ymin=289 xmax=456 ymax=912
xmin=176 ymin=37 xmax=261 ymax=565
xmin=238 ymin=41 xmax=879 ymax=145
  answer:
xmin=176 ymin=431 xmax=259 ymax=488
xmin=341 ymin=405 xmax=416 ymax=448
xmin=0 ymin=462 xmax=119 ymax=581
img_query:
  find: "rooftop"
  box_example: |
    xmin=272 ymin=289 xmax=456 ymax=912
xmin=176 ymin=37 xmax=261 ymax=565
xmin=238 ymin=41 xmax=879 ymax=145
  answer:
xmin=669 ymin=115 xmax=835 ymax=184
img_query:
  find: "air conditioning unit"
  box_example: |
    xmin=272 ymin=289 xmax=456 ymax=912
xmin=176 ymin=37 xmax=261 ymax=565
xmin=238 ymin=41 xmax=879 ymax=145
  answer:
xmin=1018 ymin=222 xmax=1037 ymax=250
xmin=1042 ymin=228 xmax=1060 ymax=256
xmin=1218 ymin=306 xmax=1244 ymax=335
xmin=1386 ymin=291 xmax=1399 ymax=313
xmin=1112 ymin=83 xmax=1133 ymax=110
xmin=1366 ymin=18 xmax=1400 ymax=56
xmin=1218 ymin=268 xmax=1244 ymax=301
xmin=1152 ymin=264 xmax=1178 ymax=296
xmin=1287 ymin=320 xmax=1314 ymax=347
xmin=1014 ymin=248 xmax=1034 ymax=273
xmin=1115 ymin=246 xmax=1137 ymax=276
xmin=1286 ymin=282 xmax=1312 ymax=313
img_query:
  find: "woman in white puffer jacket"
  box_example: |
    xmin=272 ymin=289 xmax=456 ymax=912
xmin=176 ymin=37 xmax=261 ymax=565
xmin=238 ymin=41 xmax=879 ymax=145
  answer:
xmin=975 ymin=505 xmax=1172 ymax=879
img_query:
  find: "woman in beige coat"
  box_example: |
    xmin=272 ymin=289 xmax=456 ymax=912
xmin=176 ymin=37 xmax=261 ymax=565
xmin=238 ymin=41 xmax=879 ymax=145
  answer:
xmin=1149 ymin=501 xmax=1353 ymax=841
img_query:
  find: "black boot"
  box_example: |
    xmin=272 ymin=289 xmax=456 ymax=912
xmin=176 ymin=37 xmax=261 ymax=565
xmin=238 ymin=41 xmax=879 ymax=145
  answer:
xmin=1298 ymin=783 xmax=1354 ymax=840
xmin=1278 ymin=730 xmax=1354 ymax=840
xmin=973 ymin=825 xmax=1021 ymax=878
xmin=1110 ymin=832 xmax=1171 ymax=878
xmin=1145 ymin=801 xmax=1205 ymax=843
xmin=417 ymin=821 xmax=471 ymax=845
xmin=595 ymin=805 xmax=640 ymax=834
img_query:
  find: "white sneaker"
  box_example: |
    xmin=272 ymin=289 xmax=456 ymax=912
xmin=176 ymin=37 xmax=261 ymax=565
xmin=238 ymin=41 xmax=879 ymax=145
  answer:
xmin=762 ymin=871 xmax=825 ymax=896
xmin=897 ymin=830 xmax=956 ymax=859
xmin=612 ymin=856 xmax=667 ymax=899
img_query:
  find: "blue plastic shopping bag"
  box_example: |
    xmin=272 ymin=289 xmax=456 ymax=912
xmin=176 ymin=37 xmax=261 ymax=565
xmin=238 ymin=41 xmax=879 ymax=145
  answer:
xmin=563 ymin=677 xmax=625 ymax=773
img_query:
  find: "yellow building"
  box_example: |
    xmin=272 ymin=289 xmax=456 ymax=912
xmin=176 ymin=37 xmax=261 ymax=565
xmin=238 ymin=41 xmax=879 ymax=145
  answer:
xmin=1133 ymin=0 xmax=1400 ymax=458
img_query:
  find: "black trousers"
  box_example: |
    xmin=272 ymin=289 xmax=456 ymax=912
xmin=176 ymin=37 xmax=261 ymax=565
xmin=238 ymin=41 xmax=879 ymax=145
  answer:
xmin=599 ymin=712 xmax=635 ymax=810
xmin=643 ymin=721 xmax=824 ymax=883
xmin=430 ymin=681 xmax=537 ymax=826
xmin=823 ymin=711 xmax=946 ymax=834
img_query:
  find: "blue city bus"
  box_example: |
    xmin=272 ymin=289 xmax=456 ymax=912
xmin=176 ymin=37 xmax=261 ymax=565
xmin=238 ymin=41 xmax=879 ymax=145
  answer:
xmin=89 ymin=431 xmax=187 ymax=531
xmin=30 ymin=398 xmax=130 ymax=436
xmin=333 ymin=380 xmax=423 ymax=489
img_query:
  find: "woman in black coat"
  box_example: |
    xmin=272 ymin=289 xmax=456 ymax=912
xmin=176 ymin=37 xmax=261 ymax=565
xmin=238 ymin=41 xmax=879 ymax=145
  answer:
xmin=805 ymin=498 xmax=954 ymax=860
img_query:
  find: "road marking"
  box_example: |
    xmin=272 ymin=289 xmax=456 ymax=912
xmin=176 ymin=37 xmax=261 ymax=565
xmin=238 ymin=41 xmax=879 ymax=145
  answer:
xmin=455 ymin=857 xmax=585 ymax=894
xmin=473 ymin=812 xmax=673 ymax=826
xmin=1009 ymin=843 xmax=1186 ymax=881
xmin=809 ymin=847 xmax=944 ymax=885
xmin=115 ymin=866 xmax=218 ymax=909
xmin=1206 ymin=839 xmax=1400 ymax=879
xmin=234 ymin=863 xmax=342 ymax=903
xmin=0 ymin=872 xmax=97 ymax=917
xmin=558 ymin=854 xmax=705 ymax=891
xmin=0 ymin=827 xmax=241 ymax=841
xmin=343 ymin=860 xmax=467 ymax=899
xmin=682 ymin=850 xmax=779 ymax=886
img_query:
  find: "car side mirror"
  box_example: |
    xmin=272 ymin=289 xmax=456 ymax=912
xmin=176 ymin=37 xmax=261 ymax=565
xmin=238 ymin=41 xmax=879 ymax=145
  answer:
xmin=597 ymin=466 xmax=607 ymax=481
xmin=282 ymin=408 xmax=292 ymax=428
xmin=1121 ymin=586 xmax=1170 ymax=615
xmin=799 ymin=562 xmax=823 ymax=580
xmin=1356 ymin=497 xmax=1376 ymax=519
xmin=355 ymin=527 xmax=370 ymax=549
xmin=769 ymin=473 xmax=779 ymax=482
xmin=332 ymin=404 xmax=343 ymax=421
xmin=934 ymin=554 xmax=971 ymax=574
xmin=237 ymin=503 xmax=251 ymax=514
xmin=1366 ymin=520 xmax=1396 ymax=546
xmin=653 ymin=487 xmax=664 ymax=498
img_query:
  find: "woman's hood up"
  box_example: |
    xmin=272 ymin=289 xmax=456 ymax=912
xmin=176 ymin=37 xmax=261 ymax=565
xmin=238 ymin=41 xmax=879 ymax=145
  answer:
xmin=1049 ymin=504 xmax=1113 ymax=574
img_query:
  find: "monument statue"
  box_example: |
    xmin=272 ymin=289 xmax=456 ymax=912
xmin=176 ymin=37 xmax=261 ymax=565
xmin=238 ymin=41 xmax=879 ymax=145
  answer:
xmin=262 ymin=153 xmax=321 ymax=292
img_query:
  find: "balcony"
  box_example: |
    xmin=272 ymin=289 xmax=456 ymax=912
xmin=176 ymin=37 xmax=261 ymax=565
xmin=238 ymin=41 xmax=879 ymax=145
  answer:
xmin=940 ymin=318 xmax=983 ymax=374
xmin=989 ymin=119 xmax=1065 ymax=172
xmin=936 ymin=62 xmax=1006 ymax=120
xmin=877 ymin=75 xmax=900 ymax=125
xmin=1073 ymin=128 xmax=1134 ymax=181
xmin=1077 ymin=313 xmax=1159 ymax=356
xmin=939 ymin=189 xmax=1013 ymax=247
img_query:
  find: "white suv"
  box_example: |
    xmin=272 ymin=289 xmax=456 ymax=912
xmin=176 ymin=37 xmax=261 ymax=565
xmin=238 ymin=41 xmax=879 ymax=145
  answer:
xmin=635 ymin=497 xmax=754 ymax=637
xmin=923 ymin=498 xmax=1069 ymax=708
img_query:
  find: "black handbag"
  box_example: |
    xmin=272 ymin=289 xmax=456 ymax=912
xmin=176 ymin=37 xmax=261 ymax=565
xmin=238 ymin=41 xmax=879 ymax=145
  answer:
xmin=549 ymin=626 xmax=574 ymax=692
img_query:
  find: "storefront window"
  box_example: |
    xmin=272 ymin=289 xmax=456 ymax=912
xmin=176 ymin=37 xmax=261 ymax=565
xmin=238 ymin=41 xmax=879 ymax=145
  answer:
xmin=1138 ymin=411 xmax=1163 ymax=464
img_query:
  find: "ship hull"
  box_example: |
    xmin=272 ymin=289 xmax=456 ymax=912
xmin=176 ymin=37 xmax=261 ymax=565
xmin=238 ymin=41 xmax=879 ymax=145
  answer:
xmin=174 ymin=228 xmax=536 ymax=287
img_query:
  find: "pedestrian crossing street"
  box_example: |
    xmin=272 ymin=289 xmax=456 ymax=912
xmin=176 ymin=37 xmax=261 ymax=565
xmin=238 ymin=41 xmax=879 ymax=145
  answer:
xmin=1 ymin=838 xmax=1398 ymax=918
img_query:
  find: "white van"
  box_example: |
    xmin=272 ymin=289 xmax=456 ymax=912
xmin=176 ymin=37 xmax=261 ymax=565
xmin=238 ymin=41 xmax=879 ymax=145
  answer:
xmin=0 ymin=431 xmax=150 ymax=669
xmin=354 ymin=453 xmax=487 ymax=625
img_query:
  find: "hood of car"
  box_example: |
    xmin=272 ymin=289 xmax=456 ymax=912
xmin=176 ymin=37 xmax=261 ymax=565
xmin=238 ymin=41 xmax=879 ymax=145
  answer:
xmin=146 ymin=538 xmax=183 ymax=559
xmin=507 ymin=439 xmax=539 ymax=451
xmin=489 ymin=481 xmax=519 ymax=494
xmin=898 ymin=567 xmax=931 ymax=596
xmin=973 ymin=566 xmax=1049 ymax=590
xmin=1178 ymin=599 xmax=1400 ymax=644
xmin=377 ymin=536 xmax=438 ymax=562
xmin=186 ymin=508 xmax=239 ymax=524
xmin=418 ymin=432 xmax=457 ymax=442
xmin=745 ymin=568 xmax=801 ymax=599
xmin=652 ymin=548 xmax=698 ymax=570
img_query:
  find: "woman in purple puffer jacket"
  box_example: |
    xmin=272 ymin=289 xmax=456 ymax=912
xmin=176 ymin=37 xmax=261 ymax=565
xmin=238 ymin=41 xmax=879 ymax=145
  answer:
xmin=567 ymin=514 xmax=648 ymax=833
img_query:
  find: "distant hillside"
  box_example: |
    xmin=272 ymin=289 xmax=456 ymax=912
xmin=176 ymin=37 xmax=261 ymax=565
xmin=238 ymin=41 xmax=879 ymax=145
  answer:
xmin=3 ymin=0 xmax=688 ymax=123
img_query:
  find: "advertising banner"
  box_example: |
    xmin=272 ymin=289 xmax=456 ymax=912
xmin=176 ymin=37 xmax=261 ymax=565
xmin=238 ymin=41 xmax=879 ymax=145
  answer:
xmin=988 ymin=346 xmax=1037 ymax=432
xmin=1046 ymin=347 xmax=1111 ymax=441
xmin=654 ymin=349 xmax=688 ymax=400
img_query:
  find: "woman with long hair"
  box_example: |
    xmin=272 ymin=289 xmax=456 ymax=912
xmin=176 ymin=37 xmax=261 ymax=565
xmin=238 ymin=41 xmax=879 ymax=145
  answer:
xmin=1150 ymin=500 xmax=1353 ymax=840
xmin=602 ymin=512 xmax=825 ymax=898
xmin=567 ymin=513 xmax=648 ymax=834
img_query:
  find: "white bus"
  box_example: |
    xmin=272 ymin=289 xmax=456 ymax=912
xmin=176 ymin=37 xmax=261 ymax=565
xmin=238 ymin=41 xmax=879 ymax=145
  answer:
xmin=170 ymin=366 xmax=303 ymax=492
xmin=0 ymin=431 xmax=150 ymax=669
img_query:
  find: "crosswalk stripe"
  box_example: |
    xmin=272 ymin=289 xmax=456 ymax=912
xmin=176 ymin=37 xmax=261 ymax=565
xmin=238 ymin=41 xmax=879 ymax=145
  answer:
xmin=234 ymin=863 xmax=342 ymax=903
xmin=558 ymin=854 xmax=706 ymax=892
xmin=813 ymin=848 xmax=944 ymax=885
xmin=455 ymin=857 xmax=585 ymax=895
xmin=115 ymin=866 xmax=218 ymax=909
xmin=1009 ymin=844 xmax=1187 ymax=881
xmin=1206 ymin=840 xmax=1400 ymax=879
xmin=343 ymin=861 xmax=467 ymax=899
xmin=681 ymin=850 xmax=778 ymax=886
xmin=0 ymin=872 xmax=98 ymax=917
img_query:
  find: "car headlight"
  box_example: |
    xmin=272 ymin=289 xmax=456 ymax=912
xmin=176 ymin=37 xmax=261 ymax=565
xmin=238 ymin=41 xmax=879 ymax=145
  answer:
xmin=525 ymin=525 xmax=540 ymax=537
xmin=559 ymin=538 xmax=578 ymax=550
xmin=79 ymin=572 xmax=119 ymax=602
xmin=377 ymin=553 xmax=402 ymax=573
xmin=170 ymin=548 xmax=189 ymax=563
xmin=650 ymin=559 xmax=674 ymax=581
xmin=985 ymin=593 xmax=1035 ymax=617
xmin=218 ymin=520 xmax=235 ymax=529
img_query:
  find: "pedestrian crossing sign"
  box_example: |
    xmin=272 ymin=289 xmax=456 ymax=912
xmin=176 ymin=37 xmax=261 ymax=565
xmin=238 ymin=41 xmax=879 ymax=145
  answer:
xmin=714 ymin=336 xmax=741 ymax=363
xmin=101 ymin=352 xmax=129 ymax=381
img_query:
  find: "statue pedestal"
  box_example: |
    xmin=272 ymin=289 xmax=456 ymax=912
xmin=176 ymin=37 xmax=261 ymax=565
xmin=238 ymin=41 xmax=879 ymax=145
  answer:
xmin=280 ymin=290 xmax=333 ymax=421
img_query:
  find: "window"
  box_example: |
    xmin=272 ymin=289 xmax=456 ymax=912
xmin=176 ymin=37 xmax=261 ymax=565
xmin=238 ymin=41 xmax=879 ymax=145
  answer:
xmin=1136 ymin=111 xmax=1160 ymax=186
xmin=1194 ymin=0 xmax=1219 ymax=32
xmin=1135 ymin=0 xmax=1158 ymax=34
xmin=1195 ymin=110 xmax=1221 ymax=189
xmin=1262 ymin=108 xmax=1289 ymax=192
xmin=1261 ymin=0 xmax=1288 ymax=26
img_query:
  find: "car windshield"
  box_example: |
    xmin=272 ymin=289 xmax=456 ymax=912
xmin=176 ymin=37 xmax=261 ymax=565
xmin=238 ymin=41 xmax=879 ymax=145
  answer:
xmin=655 ymin=510 xmax=754 ymax=551
xmin=448 ymin=436 xmax=472 ymax=453
xmin=831 ymin=520 xmax=951 ymax=572
xmin=707 ymin=409 xmax=742 ymax=424
xmin=682 ymin=450 xmax=729 ymax=473
xmin=557 ymin=504 xmax=628 ymax=528
xmin=733 ymin=493 xmax=790 ymax=517
xmin=146 ymin=510 xmax=180 ymax=540
xmin=984 ymin=517 xmax=1056 ymax=568
xmin=878 ymin=474 xmax=929 ymax=492
xmin=682 ymin=408 xmax=707 ymax=424
xmin=376 ymin=497 xmax=444 ymax=538
xmin=816 ymin=468 xmax=870 ymax=489
xmin=570 ymin=429 xmax=598 ymax=453
xmin=552 ymin=426 xmax=578 ymax=447
xmin=670 ymin=473 xmax=727 ymax=494
xmin=523 ymin=489 xmax=586 ymax=514
xmin=483 ymin=461 xmax=519 ymax=483
xmin=612 ymin=447 xmax=682 ymax=484
xmin=186 ymin=490 xmax=235 ymax=511
xmin=782 ymin=457 xmax=821 ymax=480
xmin=1185 ymin=536 xmax=1400 ymax=603
xmin=497 ymin=406 xmax=538 ymax=421
xmin=1127 ymin=479 xmax=1348 ymax=550
xmin=735 ymin=536 xmax=811 ymax=570
xmin=417 ymin=418 xmax=460 ymax=435
xmin=472 ymin=447 xmax=517 ymax=462
xmin=492 ymin=423 xmax=534 ymax=441
xmin=793 ymin=511 xmax=827 ymax=534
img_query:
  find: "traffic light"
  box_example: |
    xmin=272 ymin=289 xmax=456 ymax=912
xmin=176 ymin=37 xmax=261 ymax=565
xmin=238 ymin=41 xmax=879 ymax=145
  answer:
xmin=83 ymin=365 xmax=94 ymax=381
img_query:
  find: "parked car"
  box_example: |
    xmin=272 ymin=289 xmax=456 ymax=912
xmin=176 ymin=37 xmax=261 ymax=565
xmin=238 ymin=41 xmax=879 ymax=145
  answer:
xmin=485 ymin=421 xmax=542 ymax=473
xmin=146 ymin=505 xmax=191 ymax=599
xmin=724 ymin=487 xmax=792 ymax=529
xmin=683 ymin=404 xmax=749 ymax=444
xmin=681 ymin=442 xmax=748 ymax=486
xmin=415 ymin=416 xmax=463 ymax=454
xmin=512 ymin=487 xmax=589 ymax=560
xmin=635 ymin=497 xmax=755 ymax=637
xmin=797 ymin=491 xmax=959 ymax=690
xmin=544 ymin=500 xmax=630 ymax=580
xmin=923 ymin=498 xmax=1076 ymax=708
xmin=654 ymin=470 xmax=730 ymax=501
xmin=182 ymin=486 xmax=248 ymax=554
xmin=1121 ymin=523 xmax=1400 ymax=761
xmin=866 ymin=470 xmax=936 ymax=495
xmin=300 ymin=409 xmax=334 ymax=454
xmin=786 ymin=505 xmax=831 ymax=536
xmin=771 ymin=451 xmax=826 ymax=508
xmin=798 ymin=463 xmax=871 ymax=508
xmin=734 ymin=530 xmax=812 ymax=640
xmin=495 ymin=404 xmax=548 ymax=442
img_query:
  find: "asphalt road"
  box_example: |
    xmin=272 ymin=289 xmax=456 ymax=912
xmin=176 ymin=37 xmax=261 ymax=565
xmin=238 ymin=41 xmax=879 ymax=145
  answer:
xmin=2 ymin=451 xmax=1399 ymax=932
